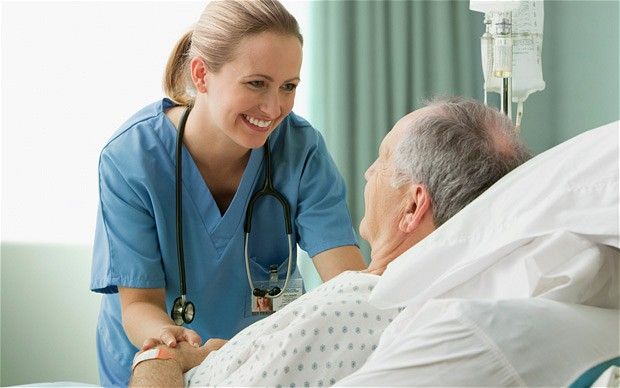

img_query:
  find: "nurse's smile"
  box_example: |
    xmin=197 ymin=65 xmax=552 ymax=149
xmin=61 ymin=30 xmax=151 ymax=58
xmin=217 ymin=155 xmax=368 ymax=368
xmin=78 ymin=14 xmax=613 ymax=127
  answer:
xmin=242 ymin=114 xmax=273 ymax=133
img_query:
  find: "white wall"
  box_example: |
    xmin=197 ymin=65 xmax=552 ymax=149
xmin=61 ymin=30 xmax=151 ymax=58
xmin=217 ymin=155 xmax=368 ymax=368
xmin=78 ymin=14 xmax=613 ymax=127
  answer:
xmin=1 ymin=243 xmax=101 ymax=386
xmin=1 ymin=1 xmax=314 ymax=385
xmin=1 ymin=0 xmax=310 ymax=245
xmin=3 ymin=1 xmax=199 ymax=244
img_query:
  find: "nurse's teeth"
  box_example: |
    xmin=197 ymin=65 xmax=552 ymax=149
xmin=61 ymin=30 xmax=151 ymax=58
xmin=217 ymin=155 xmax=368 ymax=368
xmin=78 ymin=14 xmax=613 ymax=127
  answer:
xmin=245 ymin=115 xmax=272 ymax=128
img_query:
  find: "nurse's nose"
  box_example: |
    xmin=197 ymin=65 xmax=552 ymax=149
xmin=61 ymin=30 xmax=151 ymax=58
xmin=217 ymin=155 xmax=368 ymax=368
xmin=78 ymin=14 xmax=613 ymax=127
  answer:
xmin=259 ymin=89 xmax=282 ymax=118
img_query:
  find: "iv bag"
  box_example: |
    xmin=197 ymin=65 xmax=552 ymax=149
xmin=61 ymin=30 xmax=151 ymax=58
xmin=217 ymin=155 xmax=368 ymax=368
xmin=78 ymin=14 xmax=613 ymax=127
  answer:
xmin=470 ymin=0 xmax=521 ymax=13
xmin=482 ymin=1 xmax=546 ymax=103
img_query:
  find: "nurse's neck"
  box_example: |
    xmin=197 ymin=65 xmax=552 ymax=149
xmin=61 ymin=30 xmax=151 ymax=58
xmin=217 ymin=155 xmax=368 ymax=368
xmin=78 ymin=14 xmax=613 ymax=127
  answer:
xmin=167 ymin=104 xmax=251 ymax=215
xmin=174 ymin=105 xmax=251 ymax=172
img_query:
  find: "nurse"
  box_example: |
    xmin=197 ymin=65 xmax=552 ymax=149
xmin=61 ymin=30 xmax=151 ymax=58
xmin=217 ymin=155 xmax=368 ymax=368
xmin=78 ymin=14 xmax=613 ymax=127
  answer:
xmin=90 ymin=0 xmax=365 ymax=386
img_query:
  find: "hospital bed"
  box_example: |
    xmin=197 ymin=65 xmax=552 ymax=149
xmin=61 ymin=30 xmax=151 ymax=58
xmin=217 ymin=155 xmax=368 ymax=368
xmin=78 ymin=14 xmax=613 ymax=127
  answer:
xmin=2 ymin=124 xmax=618 ymax=388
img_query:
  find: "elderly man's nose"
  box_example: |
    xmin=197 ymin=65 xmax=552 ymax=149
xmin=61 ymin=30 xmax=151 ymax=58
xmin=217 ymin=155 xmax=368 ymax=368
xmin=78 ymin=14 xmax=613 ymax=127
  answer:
xmin=364 ymin=163 xmax=376 ymax=180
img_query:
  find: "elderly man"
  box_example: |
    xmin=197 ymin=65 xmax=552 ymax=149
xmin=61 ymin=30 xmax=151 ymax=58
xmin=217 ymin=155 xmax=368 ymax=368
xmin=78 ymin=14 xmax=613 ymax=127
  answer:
xmin=130 ymin=97 xmax=530 ymax=387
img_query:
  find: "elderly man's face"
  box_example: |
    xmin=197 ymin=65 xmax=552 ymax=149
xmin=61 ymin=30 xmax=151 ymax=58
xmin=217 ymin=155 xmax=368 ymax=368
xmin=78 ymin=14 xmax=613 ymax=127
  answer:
xmin=359 ymin=116 xmax=409 ymax=255
xmin=359 ymin=108 xmax=429 ymax=258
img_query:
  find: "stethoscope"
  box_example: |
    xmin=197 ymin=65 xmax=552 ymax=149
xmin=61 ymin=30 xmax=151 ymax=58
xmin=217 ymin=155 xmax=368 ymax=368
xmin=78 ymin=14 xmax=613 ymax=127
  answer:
xmin=170 ymin=106 xmax=294 ymax=326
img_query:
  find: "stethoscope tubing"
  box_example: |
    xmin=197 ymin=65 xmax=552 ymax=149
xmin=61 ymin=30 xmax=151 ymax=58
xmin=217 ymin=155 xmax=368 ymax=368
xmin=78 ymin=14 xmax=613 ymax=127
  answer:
xmin=172 ymin=105 xmax=294 ymax=325
xmin=244 ymin=233 xmax=293 ymax=299
xmin=175 ymin=106 xmax=191 ymax=298
xmin=242 ymin=134 xmax=294 ymax=298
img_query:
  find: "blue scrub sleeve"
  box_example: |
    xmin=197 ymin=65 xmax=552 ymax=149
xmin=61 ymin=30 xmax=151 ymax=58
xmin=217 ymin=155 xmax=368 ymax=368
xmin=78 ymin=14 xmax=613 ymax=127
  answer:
xmin=91 ymin=151 xmax=166 ymax=293
xmin=295 ymin=135 xmax=358 ymax=257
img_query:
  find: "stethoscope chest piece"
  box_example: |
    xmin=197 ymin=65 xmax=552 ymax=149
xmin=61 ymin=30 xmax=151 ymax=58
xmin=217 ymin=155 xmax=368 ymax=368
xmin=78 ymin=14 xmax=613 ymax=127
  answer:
xmin=171 ymin=296 xmax=195 ymax=325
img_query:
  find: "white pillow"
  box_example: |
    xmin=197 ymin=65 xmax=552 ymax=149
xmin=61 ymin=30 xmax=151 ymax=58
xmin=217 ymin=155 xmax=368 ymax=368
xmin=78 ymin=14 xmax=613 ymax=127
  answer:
xmin=369 ymin=121 xmax=619 ymax=309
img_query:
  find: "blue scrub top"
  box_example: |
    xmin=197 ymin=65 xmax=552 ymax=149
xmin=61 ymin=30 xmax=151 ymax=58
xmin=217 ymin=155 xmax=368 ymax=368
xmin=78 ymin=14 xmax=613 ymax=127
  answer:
xmin=90 ymin=99 xmax=358 ymax=387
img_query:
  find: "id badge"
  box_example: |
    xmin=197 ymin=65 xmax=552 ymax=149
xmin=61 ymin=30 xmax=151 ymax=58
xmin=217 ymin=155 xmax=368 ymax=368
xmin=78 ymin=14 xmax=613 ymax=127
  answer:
xmin=249 ymin=270 xmax=303 ymax=315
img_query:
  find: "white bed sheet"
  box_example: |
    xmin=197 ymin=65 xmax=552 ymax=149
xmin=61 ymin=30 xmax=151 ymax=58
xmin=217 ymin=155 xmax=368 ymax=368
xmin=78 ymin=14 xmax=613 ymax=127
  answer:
xmin=336 ymin=298 xmax=619 ymax=387
xmin=13 ymin=383 xmax=98 ymax=387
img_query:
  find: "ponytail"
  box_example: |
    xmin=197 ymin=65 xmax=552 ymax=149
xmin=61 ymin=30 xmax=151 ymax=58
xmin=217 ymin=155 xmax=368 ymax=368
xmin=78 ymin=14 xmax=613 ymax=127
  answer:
xmin=163 ymin=30 xmax=194 ymax=106
xmin=163 ymin=0 xmax=303 ymax=105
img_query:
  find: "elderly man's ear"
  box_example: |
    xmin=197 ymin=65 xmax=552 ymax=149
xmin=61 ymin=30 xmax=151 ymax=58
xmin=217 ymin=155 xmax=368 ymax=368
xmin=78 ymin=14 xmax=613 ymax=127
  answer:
xmin=398 ymin=184 xmax=432 ymax=233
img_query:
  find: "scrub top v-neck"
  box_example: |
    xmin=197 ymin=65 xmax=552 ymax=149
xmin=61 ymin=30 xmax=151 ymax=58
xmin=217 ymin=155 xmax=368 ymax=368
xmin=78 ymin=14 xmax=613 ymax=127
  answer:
xmin=91 ymin=98 xmax=358 ymax=387
xmin=176 ymin=114 xmax=264 ymax=251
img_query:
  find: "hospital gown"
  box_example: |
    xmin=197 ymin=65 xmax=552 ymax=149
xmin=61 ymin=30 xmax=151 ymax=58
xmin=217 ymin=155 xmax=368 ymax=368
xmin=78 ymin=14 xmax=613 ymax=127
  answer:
xmin=184 ymin=271 xmax=402 ymax=387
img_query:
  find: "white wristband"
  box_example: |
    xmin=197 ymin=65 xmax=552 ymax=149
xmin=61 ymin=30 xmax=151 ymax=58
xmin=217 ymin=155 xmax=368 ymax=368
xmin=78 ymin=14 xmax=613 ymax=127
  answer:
xmin=132 ymin=347 xmax=174 ymax=371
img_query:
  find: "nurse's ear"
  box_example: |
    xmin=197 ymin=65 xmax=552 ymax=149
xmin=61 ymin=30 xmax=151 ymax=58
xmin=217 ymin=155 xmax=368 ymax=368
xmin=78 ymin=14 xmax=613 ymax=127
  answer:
xmin=190 ymin=57 xmax=209 ymax=94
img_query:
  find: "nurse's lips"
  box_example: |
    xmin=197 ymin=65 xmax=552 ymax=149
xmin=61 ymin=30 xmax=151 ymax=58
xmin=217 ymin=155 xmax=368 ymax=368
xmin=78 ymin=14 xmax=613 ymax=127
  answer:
xmin=242 ymin=114 xmax=272 ymax=133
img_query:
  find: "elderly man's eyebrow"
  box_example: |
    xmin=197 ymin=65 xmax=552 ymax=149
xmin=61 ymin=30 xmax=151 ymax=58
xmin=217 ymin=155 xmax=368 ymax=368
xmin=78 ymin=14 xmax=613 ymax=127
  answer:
xmin=379 ymin=143 xmax=391 ymax=159
xmin=378 ymin=143 xmax=386 ymax=156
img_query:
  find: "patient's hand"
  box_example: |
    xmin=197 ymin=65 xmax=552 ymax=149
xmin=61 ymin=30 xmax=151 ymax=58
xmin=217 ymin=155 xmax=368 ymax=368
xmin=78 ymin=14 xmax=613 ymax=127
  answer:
xmin=141 ymin=325 xmax=202 ymax=350
xmin=166 ymin=338 xmax=228 ymax=372
xmin=204 ymin=337 xmax=228 ymax=350
xmin=130 ymin=339 xmax=228 ymax=387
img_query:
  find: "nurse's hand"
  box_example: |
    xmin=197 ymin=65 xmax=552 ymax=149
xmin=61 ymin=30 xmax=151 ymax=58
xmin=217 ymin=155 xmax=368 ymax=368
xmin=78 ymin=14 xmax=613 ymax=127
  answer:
xmin=141 ymin=325 xmax=202 ymax=351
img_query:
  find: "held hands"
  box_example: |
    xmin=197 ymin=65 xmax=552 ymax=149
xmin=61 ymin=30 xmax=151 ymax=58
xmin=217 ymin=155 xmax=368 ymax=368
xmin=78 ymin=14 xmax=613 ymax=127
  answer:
xmin=138 ymin=338 xmax=229 ymax=373
xmin=167 ymin=339 xmax=228 ymax=372
xmin=141 ymin=325 xmax=202 ymax=351
xmin=177 ymin=338 xmax=228 ymax=371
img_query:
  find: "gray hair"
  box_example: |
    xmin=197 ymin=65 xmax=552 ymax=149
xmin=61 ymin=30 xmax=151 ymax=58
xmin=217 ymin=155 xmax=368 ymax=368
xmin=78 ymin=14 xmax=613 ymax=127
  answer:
xmin=392 ymin=97 xmax=531 ymax=227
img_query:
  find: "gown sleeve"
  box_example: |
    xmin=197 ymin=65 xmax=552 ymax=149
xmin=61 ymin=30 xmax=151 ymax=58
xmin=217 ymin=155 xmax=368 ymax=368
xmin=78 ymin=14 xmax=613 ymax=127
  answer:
xmin=295 ymin=133 xmax=358 ymax=258
xmin=90 ymin=148 xmax=166 ymax=293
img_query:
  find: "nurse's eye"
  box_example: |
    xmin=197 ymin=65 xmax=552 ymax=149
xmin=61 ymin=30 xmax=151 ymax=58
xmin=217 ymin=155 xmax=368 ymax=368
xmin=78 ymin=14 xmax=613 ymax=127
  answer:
xmin=281 ymin=83 xmax=298 ymax=93
xmin=248 ymin=80 xmax=266 ymax=89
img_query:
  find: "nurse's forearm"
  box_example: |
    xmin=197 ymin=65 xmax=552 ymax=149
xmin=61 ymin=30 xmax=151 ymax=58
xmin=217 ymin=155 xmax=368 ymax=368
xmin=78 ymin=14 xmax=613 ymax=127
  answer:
xmin=119 ymin=287 xmax=177 ymax=348
xmin=124 ymin=301 xmax=178 ymax=348
xmin=313 ymin=245 xmax=367 ymax=281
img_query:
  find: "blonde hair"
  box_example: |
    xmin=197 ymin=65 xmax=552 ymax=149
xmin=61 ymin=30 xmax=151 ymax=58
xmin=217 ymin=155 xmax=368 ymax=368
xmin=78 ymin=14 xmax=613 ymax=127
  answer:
xmin=163 ymin=0 xmax=303 ymax=106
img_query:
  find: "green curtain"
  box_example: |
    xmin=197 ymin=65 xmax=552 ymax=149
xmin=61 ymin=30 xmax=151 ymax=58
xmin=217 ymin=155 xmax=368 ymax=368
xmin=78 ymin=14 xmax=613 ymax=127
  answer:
xmin=299 ymin=0 xmax=618 ymax=287
xmin=308 ymin=0 xmax=484 ymax=258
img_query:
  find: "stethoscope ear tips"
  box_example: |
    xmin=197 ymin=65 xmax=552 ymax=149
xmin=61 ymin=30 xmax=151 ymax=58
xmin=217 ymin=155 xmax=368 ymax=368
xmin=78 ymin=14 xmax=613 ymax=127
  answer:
xmin=268 ymin=287 xmax=281 ymax=296
xmin=253 ymin=288 xmax=267 ymax=297
xmin=253 ymin=287 xmax=281 ymax=298
xmin=171 ymin=296 xmax=195 ymax=325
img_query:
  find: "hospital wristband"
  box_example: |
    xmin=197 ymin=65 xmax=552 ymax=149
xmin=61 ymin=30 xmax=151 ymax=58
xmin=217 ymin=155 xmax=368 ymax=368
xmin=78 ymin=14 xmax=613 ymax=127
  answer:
xmin=131 ymin=347 xmax=175 ymax=371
